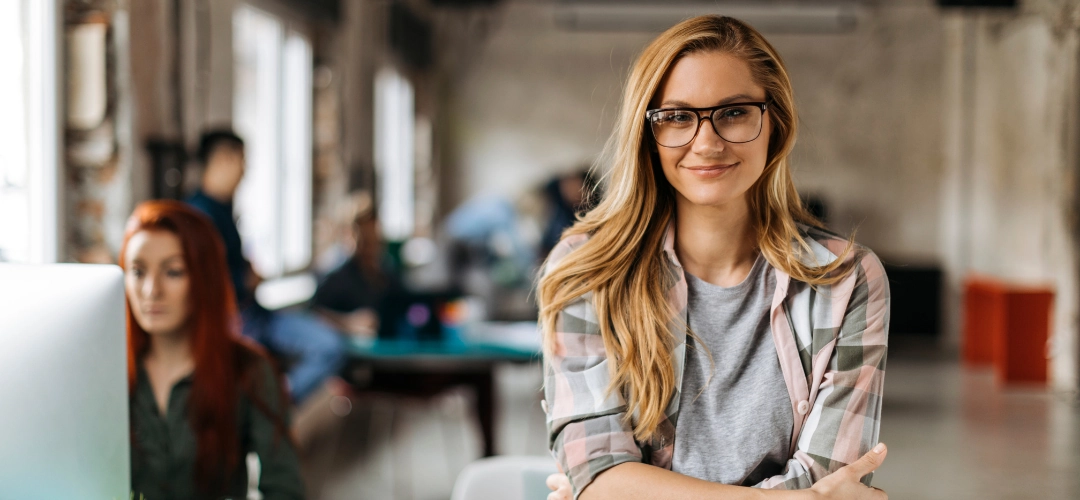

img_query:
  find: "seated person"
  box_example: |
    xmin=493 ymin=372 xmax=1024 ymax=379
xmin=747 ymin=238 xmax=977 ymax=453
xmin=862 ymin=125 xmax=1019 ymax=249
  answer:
xmin=121 ymin=200 xmax=304 ymax=499
xmin=312 ymin=204 xmax=399 ymax=338
xmin=187 ymin=129 xmax=344 ymax=403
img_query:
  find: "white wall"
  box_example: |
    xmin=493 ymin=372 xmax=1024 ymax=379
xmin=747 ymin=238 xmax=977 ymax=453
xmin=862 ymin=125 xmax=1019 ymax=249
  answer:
xmin=772 ymin=4 xmax=945 ymax=263
xmin=443 ymin=2 xmax=653 ymax=208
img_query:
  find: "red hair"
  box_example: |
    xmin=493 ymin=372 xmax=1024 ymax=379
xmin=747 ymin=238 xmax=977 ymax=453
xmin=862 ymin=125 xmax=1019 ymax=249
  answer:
xmin=120 ymin=200 xmax=290 ymax=493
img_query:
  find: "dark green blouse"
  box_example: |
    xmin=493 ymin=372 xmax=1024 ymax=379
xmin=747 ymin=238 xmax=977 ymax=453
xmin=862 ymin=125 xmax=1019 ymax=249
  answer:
xmin=130 ymin=358 xmax=304 ymax=500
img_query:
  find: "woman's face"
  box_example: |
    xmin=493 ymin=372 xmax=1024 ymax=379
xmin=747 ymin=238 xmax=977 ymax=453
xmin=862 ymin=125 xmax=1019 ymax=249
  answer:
xmin=652 ymin=51 xmax=771 ymax=209
xmin=124 ymin=229 xmax=192 ymax=338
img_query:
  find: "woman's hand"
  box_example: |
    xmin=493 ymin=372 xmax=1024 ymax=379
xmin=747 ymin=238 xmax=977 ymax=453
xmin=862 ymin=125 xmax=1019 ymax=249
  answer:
xmin=809 ymin=443 xmax=889 ymax=500
xmin=546 ymin=471 xmax=572 ymax=500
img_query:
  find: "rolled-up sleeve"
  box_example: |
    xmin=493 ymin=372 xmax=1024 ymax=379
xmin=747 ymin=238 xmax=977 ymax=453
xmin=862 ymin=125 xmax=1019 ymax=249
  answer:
xmin=543 ymin=238 xmax=643 ymax=498
xmin=755 ymin=250 xmax=890 ymax=489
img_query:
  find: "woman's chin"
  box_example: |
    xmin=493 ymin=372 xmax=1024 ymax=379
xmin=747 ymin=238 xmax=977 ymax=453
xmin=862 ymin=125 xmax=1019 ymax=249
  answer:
xmin=680 ymin=190 xmax=747 ymax=210
xmin=143 ymin=323 xmax=186 ymax=338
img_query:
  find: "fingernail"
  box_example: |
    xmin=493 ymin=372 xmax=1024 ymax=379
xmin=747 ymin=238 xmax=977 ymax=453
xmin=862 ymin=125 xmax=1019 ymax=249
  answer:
xmin=872 ymin=443 xmax=885 ymax=454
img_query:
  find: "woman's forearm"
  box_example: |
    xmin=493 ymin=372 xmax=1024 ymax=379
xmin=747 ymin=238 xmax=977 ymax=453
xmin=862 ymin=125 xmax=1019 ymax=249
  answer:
xmin=580 ymin=463 xmax=814 ymax=500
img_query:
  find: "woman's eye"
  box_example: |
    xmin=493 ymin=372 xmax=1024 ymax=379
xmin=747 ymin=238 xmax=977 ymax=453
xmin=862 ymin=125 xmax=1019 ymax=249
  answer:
xmin=719 ymin=108 xmax=745 ymax=119
xmin=671 ymin=112 xmax=694 ymax=123
xmin=166 ymin=269 xmax=186 ymax=278
xmin=657 ymin=112 xmax=695 ymax=127
xmin=130 ymin=269 xmax=144 ymax=278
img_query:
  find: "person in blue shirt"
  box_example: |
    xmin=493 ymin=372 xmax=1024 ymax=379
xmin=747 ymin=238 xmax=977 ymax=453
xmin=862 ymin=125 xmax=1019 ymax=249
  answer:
xmin=187 ymin=129 xmax=345 ymax=404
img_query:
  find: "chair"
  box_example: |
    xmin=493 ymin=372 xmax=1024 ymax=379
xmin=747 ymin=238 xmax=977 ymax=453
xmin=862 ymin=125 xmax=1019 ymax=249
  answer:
xmin=451 ymin=455 xmax=559 ymax=500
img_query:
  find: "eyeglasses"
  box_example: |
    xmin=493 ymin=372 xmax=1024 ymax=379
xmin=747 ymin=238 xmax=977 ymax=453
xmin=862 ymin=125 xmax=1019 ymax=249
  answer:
xmin=645 ymin=102 xmax=768 ymax=148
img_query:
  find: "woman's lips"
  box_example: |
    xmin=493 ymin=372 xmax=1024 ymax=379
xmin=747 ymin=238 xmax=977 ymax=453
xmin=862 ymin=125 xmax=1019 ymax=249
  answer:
xmin=683 ymin=162 xmax=738 ymax=177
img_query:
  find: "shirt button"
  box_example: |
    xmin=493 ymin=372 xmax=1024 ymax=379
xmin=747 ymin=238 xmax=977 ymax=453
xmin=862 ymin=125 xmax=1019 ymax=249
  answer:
xmin=541 ymin=400 xmax=549 ymax=414
xmin=797 ymin=400 xmax=810 ymax=415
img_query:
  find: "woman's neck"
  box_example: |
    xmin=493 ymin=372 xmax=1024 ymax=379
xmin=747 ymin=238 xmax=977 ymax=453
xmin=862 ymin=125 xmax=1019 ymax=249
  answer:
xmin=144 ymin=328 xmax=195 ymax=376
xmin=673 ymin=195 xmax=758 ymax=287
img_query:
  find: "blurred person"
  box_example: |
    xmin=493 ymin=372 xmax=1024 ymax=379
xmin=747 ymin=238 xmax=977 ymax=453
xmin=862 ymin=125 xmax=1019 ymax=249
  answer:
xmin=187 ymin=129 xmax=345 ymax=404
xmin=539 ymin=168 xmax=599 ymax=259
xmin=121 ymin=200 xmax=303 ymax=499
xmin=539 ymin=16 xmax=890 ymax=500
xmin=445 ymin=195 xmax=537 ymax=288
xmin=443 ymin=194 xmax=543 ymax=322
xmin=311 ymin=201 xmax=399 ymax=338
xmin=311 ymin=192 xmax=371 ymax=276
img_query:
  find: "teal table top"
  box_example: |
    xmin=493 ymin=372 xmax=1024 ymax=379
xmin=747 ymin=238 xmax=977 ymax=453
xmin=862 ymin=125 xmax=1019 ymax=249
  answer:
xmin=346 ymin=321 xmax=541 ymax=363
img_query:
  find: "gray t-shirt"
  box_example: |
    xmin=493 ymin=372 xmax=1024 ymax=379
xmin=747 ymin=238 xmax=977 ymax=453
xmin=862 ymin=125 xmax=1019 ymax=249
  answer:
xmin=671 ymin=253 xmax=793 ymax=485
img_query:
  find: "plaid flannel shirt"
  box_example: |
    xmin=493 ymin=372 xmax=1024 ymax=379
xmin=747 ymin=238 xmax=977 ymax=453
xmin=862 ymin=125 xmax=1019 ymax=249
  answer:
xmin=543 ymin=222 xmax=890 ymax=498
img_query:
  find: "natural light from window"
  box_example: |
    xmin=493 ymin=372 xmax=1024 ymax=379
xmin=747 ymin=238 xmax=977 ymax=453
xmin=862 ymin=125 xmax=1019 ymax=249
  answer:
xmin=0 ymin=0 xmax=58 ymax=264
xmin=233 ymin=4 xmax=313 ymax=278
xmin=374 ymin=67 xmax=415 ymax=241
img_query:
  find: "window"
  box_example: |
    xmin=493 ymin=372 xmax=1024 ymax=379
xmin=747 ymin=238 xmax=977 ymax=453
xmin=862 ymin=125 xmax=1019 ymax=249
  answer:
xmin=233 ymin=4 xmax=313 ymax=278
xmin=374 ymin=67 xmax=415 ymax=241
xmin=0 ymin=0 xmax=59 ymax=263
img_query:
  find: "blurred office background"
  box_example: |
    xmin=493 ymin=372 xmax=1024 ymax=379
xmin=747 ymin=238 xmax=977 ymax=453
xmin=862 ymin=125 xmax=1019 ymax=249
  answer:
xmin=4 ymin=0 xmax=1080 ymax=498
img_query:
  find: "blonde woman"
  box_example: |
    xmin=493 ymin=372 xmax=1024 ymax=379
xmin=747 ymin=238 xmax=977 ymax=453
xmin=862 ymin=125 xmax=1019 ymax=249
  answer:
xmin=539 ymin=16 xmax=890 ymax=500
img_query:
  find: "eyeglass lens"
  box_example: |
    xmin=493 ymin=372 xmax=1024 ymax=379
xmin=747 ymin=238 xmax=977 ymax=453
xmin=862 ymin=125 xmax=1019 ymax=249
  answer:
xmin=649 ymin=105 xmax=763 ymax=148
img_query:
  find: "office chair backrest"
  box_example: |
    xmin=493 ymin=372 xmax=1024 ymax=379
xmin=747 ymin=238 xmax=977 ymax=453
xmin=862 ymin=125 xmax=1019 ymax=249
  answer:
xmin=451 ymin=455 xmax=559 ymax=500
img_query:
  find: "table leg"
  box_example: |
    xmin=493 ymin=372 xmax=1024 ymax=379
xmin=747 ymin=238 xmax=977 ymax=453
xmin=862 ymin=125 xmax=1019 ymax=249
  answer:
xmin=349 ymin=362 xmax=500 ymax=457
xmin=474 ymin=370 xmax=495 ymax=457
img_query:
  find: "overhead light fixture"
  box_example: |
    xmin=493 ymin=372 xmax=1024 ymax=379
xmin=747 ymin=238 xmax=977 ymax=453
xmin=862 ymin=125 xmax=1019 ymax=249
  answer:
xmin=554 ymin=2 xmax=858 ymax=34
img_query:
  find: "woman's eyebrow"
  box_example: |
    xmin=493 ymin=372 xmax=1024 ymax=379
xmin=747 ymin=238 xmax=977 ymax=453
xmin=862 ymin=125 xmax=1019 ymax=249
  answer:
xmin=659 ymin=99 xmax=693 ymax=108
xmin=133 ymin=255 xmax=184 ymax=267
xmin=659 ymin=93 xmax=758 ymax=108
xmin=717 ymin=93 xmax=757 ymax=105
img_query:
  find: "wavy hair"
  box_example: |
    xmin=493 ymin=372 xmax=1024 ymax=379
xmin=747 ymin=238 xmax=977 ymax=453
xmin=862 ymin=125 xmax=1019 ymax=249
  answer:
xmin=538 ymin=15 xmax=853 ymax=442
xmin=120 ymin=200 xmax=292 ymax=494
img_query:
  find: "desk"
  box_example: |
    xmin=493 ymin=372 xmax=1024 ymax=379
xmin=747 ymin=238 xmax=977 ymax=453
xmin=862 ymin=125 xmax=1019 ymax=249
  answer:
xmin=344 ymin=322 xmax=541 ymax=457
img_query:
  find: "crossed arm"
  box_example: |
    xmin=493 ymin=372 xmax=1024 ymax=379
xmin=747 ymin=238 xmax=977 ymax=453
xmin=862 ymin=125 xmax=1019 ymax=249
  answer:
xmin=549 ymin=446 xmax=888 ymax=500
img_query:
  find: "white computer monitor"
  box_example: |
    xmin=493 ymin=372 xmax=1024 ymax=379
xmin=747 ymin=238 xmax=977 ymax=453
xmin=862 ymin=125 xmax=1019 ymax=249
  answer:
xmin=0 ymin=263 xmax=129 ymax=499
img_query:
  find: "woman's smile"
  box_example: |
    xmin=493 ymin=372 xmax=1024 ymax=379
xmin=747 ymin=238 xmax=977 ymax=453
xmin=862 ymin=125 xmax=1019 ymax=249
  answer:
xmin=682 ymin=161 xmax=739 ymax=178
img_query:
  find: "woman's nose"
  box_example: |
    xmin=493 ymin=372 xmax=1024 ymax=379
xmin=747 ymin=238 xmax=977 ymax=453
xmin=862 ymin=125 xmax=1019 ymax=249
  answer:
xmin=690 ymin=117 xmax=726 ymax=154
xmin=142 ymin=274 xmax=163 ymax=298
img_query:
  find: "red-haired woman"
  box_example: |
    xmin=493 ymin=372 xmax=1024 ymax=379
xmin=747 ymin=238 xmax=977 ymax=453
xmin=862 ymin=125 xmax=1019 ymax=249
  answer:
xmin=120 ymin=200 xmax=304 ymax=499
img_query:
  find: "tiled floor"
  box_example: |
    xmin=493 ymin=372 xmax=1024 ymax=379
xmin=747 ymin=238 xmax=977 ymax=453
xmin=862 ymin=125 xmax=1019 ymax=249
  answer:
xmin=298 ymin=363 xmax=547 ymax=500
xmin=874 ymin=342 xmax=1080 ymax=499
xmin=297 ymin=340 xmax=1080 ymax=500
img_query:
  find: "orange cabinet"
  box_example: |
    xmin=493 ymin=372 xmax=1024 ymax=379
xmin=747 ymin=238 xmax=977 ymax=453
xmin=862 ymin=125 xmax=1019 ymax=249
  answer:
xmin=962 ymin=276 xmax=1053 ymax=384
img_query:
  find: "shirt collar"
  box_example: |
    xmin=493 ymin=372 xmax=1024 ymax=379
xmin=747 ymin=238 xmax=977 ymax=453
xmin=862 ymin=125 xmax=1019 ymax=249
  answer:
xmin=135 ymin=360 xmax=195 ymax=389
xmin=192 ymin=189 xmax=233 ymax=213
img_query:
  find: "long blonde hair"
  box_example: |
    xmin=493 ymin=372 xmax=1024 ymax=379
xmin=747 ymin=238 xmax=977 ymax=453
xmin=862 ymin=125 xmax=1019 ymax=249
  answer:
xmin=538 ymin=15 xmax=853 ymax=442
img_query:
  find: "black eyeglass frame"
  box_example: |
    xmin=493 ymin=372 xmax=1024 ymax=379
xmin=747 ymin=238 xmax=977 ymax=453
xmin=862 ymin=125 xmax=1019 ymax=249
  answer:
xmin=645 ymin=101 xmax=769 ymax=148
